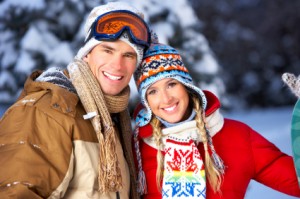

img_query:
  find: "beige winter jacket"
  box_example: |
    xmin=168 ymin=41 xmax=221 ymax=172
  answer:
xmin=0 ymin=71 xmax=138 ymax=199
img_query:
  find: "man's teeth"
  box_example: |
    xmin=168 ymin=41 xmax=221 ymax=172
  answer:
xmin=104 ymin=72 xmax=121 ymax=80
xmin=164 ymin=105 xmax=176 ymax=111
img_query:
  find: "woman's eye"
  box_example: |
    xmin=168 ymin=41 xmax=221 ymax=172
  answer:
xmin=168 ymin=82 xmax=177 ymax=88
xmin=147 ymin=90 xmax=156 ymax=95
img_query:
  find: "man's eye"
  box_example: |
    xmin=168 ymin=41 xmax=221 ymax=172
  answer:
xmin=104 ymin=49 xmax=112 ymax=54
xmin=125 ymin=54 xmax=135 ymax=59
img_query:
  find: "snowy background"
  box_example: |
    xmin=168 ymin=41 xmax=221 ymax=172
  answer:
xmin=0 ymin=0 xmax=299 ymax=198
xmin=1 ymin=0 xmax=299 ymax=108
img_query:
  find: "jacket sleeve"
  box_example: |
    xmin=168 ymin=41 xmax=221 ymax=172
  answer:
xmin=0 ymin=104 xmax=73 ymax=198
xmin=250 ymin=128 xmax=300 ymax=197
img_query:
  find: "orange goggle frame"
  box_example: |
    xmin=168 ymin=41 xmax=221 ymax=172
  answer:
xmin=86 ymin=10 xmax=151 ymax=48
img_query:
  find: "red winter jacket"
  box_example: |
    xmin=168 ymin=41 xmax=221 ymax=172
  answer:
xmin=133 ymin=91 xmax=300 ymax=199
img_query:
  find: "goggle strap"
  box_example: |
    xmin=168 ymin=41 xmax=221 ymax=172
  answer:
xmin=84 ymin=29 xmax=93 ymax=44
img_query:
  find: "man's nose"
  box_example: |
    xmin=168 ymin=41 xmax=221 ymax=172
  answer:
xmin=111 ymin=54 xmax=123 ymax=70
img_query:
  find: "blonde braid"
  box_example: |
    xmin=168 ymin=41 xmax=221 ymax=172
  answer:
xmin=192 ymin=95 xmax=223 ymax=193
xmin=150 ymin=117 xmax=164 ymax=192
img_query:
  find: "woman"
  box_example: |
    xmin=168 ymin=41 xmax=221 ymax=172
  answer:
xmin=132 ymin=43 xmax=300 ymax=199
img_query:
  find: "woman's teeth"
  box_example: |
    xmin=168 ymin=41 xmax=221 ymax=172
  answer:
xmin=164 ymin=105 xmax=176 ymax=111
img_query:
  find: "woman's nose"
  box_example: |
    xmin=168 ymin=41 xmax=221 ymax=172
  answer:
xmin=160 ymin=90 xmax=172 ymax=104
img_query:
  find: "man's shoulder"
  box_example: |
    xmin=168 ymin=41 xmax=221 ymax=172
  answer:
xmin=13 ymin=80 xmax=79 ymax=119
xmin=21 ymin=69 xmax=80 ymax=116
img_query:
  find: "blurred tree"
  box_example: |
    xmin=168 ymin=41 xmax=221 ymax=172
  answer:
xmin=0 ymin=0 xmax=227 ymax=112
xmin=1 ymin=0 xmax=298 ymax=110
xmin=190 ymin=0 xmax=300 ymax=107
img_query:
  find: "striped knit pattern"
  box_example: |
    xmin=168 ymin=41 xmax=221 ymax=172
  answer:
xmin=135 ymin=54 xmax=189 ymax=88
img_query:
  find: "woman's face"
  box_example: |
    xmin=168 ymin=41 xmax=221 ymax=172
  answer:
xmin=146 ymin=78 xmax=191 ymax=123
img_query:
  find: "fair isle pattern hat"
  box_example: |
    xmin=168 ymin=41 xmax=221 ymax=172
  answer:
xmin=134 ymin=43 xmax=207 ymax=127
xmin=76 ymin=2 xmax=144 ymax=67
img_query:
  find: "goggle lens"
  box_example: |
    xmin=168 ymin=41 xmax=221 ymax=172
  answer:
xmin=88 ymin=10 xmax=151 ymax=47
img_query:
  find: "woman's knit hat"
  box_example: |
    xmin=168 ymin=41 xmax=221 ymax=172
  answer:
xmin=76 ymin=2 xmax=145 ymax=67
xmin=134 ymin=43 xmax=207 ymax=127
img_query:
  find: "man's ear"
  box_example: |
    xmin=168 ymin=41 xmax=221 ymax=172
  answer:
xmin=83 ymin=54 xmax=89 ymax=62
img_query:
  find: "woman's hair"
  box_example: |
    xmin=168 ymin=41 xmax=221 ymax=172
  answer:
xmin=150 ymin=116 xmax=164 ymax=192
xmin=192 ymin=94 xmax=223 ymax=193
xmin=150 ymin=92 xmax=223 ymax=193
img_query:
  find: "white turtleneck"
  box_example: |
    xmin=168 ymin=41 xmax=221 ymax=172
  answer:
xmin=143 ymin=109 xmax=224 ymax=150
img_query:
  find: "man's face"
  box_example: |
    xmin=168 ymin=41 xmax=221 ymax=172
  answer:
xmin=84 ymin=40 xmax=137 ymax=95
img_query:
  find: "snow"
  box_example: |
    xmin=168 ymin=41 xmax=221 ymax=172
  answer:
xmin=163 ymin=0 xmax=198 ymax=27
xmin=0 ymin=71 xmax=17 ymax=90
xmin=0 ymin=104 xmax=299 ymax=198
xmin=194 ymin=53 xmax=219 ymax=74
xmin=151 ymin=22 xmax=174 ymax=44
xmin=0 ymin=0 xmax=227 ymax=106
xmin=46 ymin=42 xmax=74 ymax=65
xmin=14 ymin=51 xmax=36 ymax=74
xmin=0 ymin=0 xmax=45 ymax=16
xmin=0 ymin=31 xmax=18 ymax=69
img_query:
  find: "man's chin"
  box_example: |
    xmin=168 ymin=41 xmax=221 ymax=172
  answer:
xmin=102 ymin=88 xmax=123 ymax=96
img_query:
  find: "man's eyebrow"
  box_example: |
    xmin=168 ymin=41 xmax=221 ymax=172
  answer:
xmin=125 ymin=51 xmax=137 ymax=56
xmin=99 ymin=43 xmax=136 ymax=56
xmin=100 ymin=44 xmax=115 ymax=51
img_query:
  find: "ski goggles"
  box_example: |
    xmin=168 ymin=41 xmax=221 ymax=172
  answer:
xmin=85 ymin=10 xmax=151 ymax=48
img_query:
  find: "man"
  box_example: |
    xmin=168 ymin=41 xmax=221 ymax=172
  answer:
xmin=0 ymin=2 xmax=151 ymax=198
